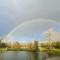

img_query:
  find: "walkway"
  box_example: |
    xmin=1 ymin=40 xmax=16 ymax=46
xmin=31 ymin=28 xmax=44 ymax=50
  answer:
xmin=46 ymin=57 xmax=60 ymax=60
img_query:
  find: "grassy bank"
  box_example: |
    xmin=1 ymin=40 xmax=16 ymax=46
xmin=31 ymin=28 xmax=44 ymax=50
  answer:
xmin=0 ymin=48 xmax=36 ymax=52
xmin=51 ymin=49 xmax=60 ymax=57
xmin=39 ymin=47 xmax=60 ymax=56
xmin=0 ymin=48 xmax=7 ymax=51
xmin=7 ymin=48 xmax=37 ymax=52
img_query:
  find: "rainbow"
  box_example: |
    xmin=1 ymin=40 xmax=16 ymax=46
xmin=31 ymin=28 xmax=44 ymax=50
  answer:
xmin=7 ymin=18 xmax=60 ymax=38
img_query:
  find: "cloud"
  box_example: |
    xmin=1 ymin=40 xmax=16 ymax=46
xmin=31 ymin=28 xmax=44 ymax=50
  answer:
xmin=0 ymin=0 xmax=60 ymax=36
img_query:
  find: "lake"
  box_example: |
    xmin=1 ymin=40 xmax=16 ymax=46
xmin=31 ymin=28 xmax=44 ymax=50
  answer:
xmin=0 ymin=51 xmax=48 ymax=60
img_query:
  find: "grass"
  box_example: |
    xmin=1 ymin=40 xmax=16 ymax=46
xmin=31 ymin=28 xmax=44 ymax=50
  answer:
xmin=51 ymin=48 xmax=60 ymax=57
xmin=39 ymin=47 xmax=48 ymax=52
xmin=0 ymin=48 xmax=7 ymax=51
xmin=6 ymin=48 xmax=36 ymax=52
xmin=39 ymin=47 xmax=60 ymax=56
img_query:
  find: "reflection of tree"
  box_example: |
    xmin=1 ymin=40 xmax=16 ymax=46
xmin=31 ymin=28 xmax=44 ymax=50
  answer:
xmin=12 ymin=51 xmax=19 ymax=60
xmin=0 ymin=51 xmax=6 ymax=60
xmin=27 ymin=51 xmax=38 ymax=60
xmin=33 ymin=52 xmax=38 ymax=60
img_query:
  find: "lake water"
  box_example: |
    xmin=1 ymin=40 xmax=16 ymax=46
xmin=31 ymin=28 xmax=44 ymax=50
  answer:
xmin=0 ymin=51 xmax=47 ymax=60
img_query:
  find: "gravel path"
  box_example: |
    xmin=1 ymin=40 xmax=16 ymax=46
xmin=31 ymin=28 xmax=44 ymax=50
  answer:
xmin=46 ymin=57 xmax=60 ymax=60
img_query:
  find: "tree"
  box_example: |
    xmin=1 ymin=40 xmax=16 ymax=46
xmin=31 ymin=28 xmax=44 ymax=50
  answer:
xmin=1 ymin=43 xmax=7 ymax=48
xmin=13 ymin=41 xmax=21 ymax=48
xmin=55 ymin=41 xmax=60 ymax=49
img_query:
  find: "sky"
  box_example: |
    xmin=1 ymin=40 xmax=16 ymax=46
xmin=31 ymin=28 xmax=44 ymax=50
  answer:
xmin=7 ymin=20 xmax=60 ymax=41
xmin=0 ymin=0 xmax=60 ymax=41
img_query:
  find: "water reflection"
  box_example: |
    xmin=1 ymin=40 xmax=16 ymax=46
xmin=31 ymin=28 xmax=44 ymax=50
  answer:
xmin=0 ymin=51 xmax=6 ymax=60
xmin=0 ymin=51 xmax=45 ymax=60
xmin=33 ymin=52 xmax=38 ymax=60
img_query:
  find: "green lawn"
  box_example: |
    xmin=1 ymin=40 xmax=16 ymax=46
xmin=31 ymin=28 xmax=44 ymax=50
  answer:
xmin=51 ymin=49 xmax=60 ymax=57
xmin=0 ymin=48 xmax=7 ymax=51
xmin=39 ymin=47 xmax=60 ymax=56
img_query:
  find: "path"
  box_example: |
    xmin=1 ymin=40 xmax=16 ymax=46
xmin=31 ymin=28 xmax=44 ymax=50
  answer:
xmin=46 ymin=57 xmax=60 ymax=60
